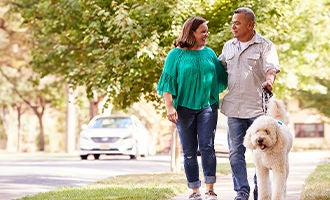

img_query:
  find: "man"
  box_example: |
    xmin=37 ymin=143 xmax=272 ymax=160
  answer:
xmin=219 ymin=7 xmax=280 ymax=200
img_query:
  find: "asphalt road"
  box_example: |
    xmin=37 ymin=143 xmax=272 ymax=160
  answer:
xmin=0 ymin=153 xmax=172 ymax=200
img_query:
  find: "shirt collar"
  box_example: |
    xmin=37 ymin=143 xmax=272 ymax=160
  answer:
xmin=231 ymin=31 xmax=263 ymax=46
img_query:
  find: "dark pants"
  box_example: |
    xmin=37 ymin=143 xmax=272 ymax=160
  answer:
xmin=227 ymin=116 xmax=259 ymax=195
xmin=176 ymin=104 xmax=218 ymax=189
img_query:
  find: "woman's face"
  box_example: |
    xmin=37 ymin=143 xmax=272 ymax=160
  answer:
xmin=193 ymin=22 xmax=208 ymax=48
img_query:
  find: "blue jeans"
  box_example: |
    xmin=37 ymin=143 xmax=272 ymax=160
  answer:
xmin=227 ymin=116 xmax=259 ymax=195
xmin=176 ymin=104 xmax=218 ymax=189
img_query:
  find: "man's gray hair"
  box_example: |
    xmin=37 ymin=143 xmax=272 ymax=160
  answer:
xmin=234 ymin=7 xmax=255 ymax=23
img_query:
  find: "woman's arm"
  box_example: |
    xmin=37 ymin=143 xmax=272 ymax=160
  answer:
xmin=163 ymin=92 xmax=178 ymax=124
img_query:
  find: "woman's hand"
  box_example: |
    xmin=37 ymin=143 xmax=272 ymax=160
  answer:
xmin=166 ymin=106 xmax=178 ymax=124
xmin=163 ymin=92 xmax=178 ymax=124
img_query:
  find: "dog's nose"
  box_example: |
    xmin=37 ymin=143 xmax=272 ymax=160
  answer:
xmin=257 ymin=138 xmax=263 ymax=144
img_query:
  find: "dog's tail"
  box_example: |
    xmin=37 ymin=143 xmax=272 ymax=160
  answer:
xmin=266 ymin=98 xmax=289 ymax=125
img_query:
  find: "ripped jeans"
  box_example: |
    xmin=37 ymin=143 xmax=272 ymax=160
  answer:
xmin=176 ymin=104 xmax=218 ymax=189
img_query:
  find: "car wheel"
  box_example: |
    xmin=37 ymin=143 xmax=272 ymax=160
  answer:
xmin=129 ymin=141 xmax=139 ymax=159
xmin=139 ymin=146 xmax=149 ymax=158
xmin=80 ymin=155 xmax=88 ymax=160
xmin=93 ymin=154 xmax=100 ymax=160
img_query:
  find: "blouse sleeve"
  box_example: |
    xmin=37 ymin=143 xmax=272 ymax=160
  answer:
xmin=157 ymin=49 xmax=179 ymax=97
xmin=216 ymin=60 xmax=228 ymax=93
xmin=208 ymin=47 xmax=227 ymax=93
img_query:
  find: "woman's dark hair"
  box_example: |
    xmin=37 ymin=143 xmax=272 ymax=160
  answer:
xmin=175 ymin=16 xmax=206 ymax=48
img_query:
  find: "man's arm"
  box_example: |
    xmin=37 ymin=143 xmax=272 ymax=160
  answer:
xmin=262 ymin=68 xmax=279 ymax=91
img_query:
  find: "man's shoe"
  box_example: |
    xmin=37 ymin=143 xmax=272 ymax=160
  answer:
xmin=234 ymin=192 xmax=249 ymax=200
xmin=189 ymin=192 xmax=202 ymax=200
xmin=253 ymin=186 xmax=258 ymax=200
xmin=205 ymin=190 xmax=218 ymax=200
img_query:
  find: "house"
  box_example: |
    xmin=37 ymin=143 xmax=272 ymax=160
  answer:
xmin=287 ymin=99 xmax=330 ymax=150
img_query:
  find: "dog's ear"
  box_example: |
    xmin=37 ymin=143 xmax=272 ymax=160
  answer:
xmin=244 ymin=127 xmax=256 ymax=150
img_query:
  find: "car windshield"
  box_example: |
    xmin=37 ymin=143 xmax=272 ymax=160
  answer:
xmin=90 ymin=117 xmax=133 ymax=128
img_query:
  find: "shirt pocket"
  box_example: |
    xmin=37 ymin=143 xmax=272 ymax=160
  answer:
xmin=225 ymin=53 xmax=235 ymax=63
xmin=247 ymin=53 xmax=261 ymax=71
xmin=225 ymin=53 xmax=235 ymax=73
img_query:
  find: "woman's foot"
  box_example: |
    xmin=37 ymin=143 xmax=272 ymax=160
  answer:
xmin=189 ymin=192 xmax=202 ymax=200
xmin=205 ymin=190 xmax=218 ymax=200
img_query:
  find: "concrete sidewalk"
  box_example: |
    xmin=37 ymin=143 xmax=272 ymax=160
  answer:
xmin=171 ymin=150 xmax=329 ymax=200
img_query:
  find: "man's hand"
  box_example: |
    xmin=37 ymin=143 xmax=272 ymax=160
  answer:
xmin=261 ymin=79 xmax=273 ymax=91
xmin=262 ymin=68 xmax=279 ymax=91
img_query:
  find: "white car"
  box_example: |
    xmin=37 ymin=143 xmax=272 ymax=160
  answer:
xmin=79 ymin=115 xmax=150 ymax=160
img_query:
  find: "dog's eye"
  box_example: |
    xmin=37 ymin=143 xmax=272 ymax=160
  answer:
xmin=265 ymin=130 xmax=269 ymax=135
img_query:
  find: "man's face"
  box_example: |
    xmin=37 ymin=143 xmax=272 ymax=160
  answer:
xmin=231 ymin=13 xmax=253 ymax=41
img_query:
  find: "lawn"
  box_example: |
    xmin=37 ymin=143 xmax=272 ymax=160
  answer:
xmin=300 ymin=161 xmax=330 ymax=200
xmin=19 ymin=162 xmax=233 ymax=200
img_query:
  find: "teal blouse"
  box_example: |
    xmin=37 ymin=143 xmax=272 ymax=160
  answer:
xmin=157 ymin=46 xmax=228 ymax=110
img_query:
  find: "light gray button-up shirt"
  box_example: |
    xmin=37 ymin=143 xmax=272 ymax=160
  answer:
xmin=219 ymin=32 xmax=280 ymax=118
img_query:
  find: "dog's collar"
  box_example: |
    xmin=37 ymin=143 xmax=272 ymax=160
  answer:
xmin=277 ymin=121 xmax=283 ymax=125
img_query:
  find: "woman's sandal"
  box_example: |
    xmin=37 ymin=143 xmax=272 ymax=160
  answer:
xmin=189 ymin=192 xmax=202 ymax=200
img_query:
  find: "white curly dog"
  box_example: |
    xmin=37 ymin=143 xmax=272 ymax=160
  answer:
xmin=243 ymin=98 xmax=293 ymax=200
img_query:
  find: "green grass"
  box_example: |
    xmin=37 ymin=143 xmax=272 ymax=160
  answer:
xmin=20 ymin=174 xmax=186 ymax=200
xmin=19 ymin=162 xmax=234 ymax=200
xmin=300 ymin=161 xmax=330 ymax=200
xmin=20 ymin=183 xmax=184 ymax=200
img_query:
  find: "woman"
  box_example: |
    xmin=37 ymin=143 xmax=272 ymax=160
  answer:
xmin=157 ymin=16 xmax=227 ymax=200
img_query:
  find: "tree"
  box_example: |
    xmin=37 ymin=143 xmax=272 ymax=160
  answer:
xmin=12 ymin=0 xmax=330 ymax=113
xmin=13 ymin=0 xmax=177 ymax=111
xmin=271 ymin=0 xmax=330 ymax=117
xmin=0 ymin=3 xmax=31 ymax=151
xmin=1 ymin=2 xmax=66 ymax=151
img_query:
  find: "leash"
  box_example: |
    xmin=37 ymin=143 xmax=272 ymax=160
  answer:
xmin=262 ymin=88 xmax=273 ymax=114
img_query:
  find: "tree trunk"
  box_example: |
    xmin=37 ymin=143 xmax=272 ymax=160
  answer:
xmin=0 ymin=106 xmax=17 ymax=152
xmin=16 ymin=104 xmax=22 ymax=152
xmin=37 ymin=113 xmax=45 ymax=151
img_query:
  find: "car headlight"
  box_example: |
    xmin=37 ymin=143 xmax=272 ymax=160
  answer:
xmin=123 ymin=135 xmax=133 ymax=140
xmin=123 ymin=133 xmax=133 ymax=140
